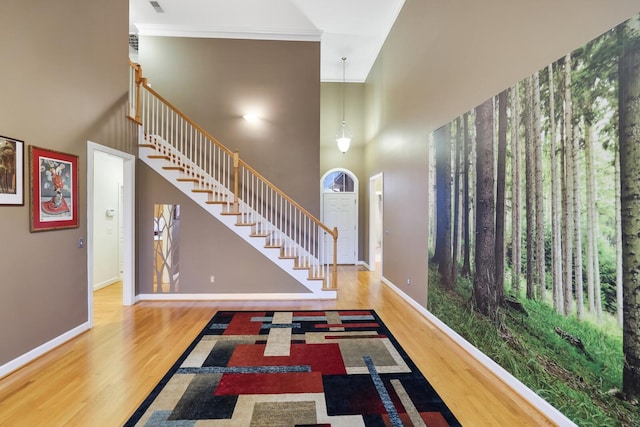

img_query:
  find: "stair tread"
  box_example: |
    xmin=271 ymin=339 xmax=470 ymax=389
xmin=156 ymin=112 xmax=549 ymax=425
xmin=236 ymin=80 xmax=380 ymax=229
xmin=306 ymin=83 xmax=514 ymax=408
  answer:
xmin=250 ymin=232 xmax=271 ymax=237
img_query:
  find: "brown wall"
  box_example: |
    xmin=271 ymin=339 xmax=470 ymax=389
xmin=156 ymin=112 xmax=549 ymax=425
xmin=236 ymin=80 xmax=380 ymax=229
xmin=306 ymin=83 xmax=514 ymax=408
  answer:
xmin=138 ymin=36 xmax=321 ymax=215
xmin=136 ymin=163 xmax=310 ymax=294
xmin=0 ymin=0 xmax=132 ymax=365
xmin=361 ymin=0 xmax=640 ymax=307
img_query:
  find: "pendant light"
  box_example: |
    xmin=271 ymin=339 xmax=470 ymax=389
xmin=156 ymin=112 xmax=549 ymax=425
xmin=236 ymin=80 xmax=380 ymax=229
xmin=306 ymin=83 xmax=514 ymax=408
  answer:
xmin=336 ymin=57 xmax=352 ymax=153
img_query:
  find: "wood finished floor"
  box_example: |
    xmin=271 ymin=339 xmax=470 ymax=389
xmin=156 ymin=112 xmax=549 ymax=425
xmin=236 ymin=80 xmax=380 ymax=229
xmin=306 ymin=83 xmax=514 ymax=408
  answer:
xmin=0 ymin=267 xmax=558 ymax=426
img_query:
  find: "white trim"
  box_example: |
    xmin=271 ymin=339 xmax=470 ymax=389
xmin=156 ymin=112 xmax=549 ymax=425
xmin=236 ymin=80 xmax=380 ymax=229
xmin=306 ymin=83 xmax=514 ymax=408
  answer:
xmin=135 ymin=24 xmax=322 ymax=42
xmin=358 ymin=260 xmax=370 ymax=270
xmin=87 ymin=142 xmax=136 ymax=331
xmin=138 ymin=292 xmax=337 ymax=301
xmin=0 ymin=322 xmax=90 ymax=379
xmin=93 ymin=278 xmax=120 ymax=291
xmin=368 ymin=173 xmax=383 ymax=273
xmin=379 ymin=276 xmax=578 ymax=427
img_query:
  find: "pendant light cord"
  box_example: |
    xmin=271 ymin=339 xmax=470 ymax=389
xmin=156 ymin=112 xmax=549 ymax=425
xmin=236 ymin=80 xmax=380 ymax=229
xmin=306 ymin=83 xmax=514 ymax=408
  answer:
xmin=341 ymin=57 xmax=346 ymax=123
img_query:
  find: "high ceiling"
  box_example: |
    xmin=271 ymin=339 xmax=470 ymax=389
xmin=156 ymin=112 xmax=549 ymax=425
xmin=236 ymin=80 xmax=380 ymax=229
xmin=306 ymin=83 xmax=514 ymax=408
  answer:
xmin=129 ymin=0 xmax=405 ymax=82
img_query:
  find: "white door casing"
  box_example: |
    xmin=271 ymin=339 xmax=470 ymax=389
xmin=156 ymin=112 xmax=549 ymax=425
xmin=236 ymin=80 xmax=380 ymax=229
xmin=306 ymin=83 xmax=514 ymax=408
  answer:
xmin=87 ymin=141 xmax=135 ymax=328
xmin=369 ymin=173 xmax=383 ymax=272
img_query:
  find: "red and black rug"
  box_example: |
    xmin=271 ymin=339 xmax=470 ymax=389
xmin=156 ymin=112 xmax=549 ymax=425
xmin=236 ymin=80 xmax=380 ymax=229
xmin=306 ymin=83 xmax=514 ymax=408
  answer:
xmin=125 ymin=310 xmax=461 ymax=426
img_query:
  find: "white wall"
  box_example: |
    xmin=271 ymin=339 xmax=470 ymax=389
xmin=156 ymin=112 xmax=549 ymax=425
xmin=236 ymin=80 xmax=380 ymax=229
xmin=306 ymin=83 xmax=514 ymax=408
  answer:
xmin=93 ymin=151 xmax=123 ymax=289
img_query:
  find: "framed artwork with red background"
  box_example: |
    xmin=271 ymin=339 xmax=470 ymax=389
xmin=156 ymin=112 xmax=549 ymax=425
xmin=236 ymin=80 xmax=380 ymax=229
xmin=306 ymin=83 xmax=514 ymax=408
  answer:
xmin=29 ymin=146 xmax=78 ymax=232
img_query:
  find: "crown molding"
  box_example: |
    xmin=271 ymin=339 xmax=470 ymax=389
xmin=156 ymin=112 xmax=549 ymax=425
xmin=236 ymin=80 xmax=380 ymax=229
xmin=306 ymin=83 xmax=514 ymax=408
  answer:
xmin=135 ymin=23 xmax=322 ymax=42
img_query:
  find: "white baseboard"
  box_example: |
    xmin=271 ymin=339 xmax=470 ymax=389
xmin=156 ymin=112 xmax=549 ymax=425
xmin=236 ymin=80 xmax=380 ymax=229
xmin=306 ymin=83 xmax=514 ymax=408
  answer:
xmin=138 ymin=292 xmax=337 ymax=301
xmin=93 ymin=277 xmax=119 ymax=291
xmin=380 ymin=275 xmax=577 ymax=427
xmin=0 ymin=322 xmax=90 ymax=380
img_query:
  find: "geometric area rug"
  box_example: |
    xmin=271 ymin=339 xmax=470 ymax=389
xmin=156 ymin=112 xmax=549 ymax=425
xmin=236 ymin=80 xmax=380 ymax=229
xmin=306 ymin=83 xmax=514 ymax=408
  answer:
xmin=124 ymin=310 xmax=461 ymax=426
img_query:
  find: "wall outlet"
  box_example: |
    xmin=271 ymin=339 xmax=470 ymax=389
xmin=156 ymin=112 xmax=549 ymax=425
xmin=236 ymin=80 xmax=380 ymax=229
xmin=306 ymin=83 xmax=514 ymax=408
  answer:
xmin=407 ymin=278 xmax=411 ymax=285
xmin=210 ymin=275 xmax=215 ymax=283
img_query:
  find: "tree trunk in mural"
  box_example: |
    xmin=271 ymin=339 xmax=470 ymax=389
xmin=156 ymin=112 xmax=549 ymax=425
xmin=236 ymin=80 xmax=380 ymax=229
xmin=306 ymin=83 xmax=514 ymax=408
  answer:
xmin=548 ymin=63 xmax=563 ymax=313
xmin=533 ymin=71 xmax=546 ymax=302
xmin=615 ymin=149 xmax=624 ymax=327
xmin=572 ymin=125 xmax=584 ymax=321
xmin=511 ymin=84 xmax=522 ymax=294
xmin=562 ymin=54 xmax=574 ymax=316
xmin=524 ymin=75 xmax=536 ymax=300
xmin=619 ymin=17 xmax=640 ymax=401
xmin=496 ymin=91 xmax=507 ymax=300
xmin=473 ymin=98 xmax=498 ymax=319
xmin=585 ymin=119 xmax=595 ymax=315
xmin=453 ymin=117 xmax=462 ymax=288
xmin=462 ymin=112 xmax=472 ymax=278
xmin=433 ymin=125 xmax=453 ymax=289
xmin=585 ymin=119 xmax=602 ymax=321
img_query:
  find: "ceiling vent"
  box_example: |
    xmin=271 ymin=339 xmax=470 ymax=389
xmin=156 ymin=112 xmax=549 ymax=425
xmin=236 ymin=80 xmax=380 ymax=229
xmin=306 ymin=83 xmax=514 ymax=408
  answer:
xmin=128 ymin=34 xmax=139 ymax=51
xmin=149 ymin=1 xmax=165 ymax=13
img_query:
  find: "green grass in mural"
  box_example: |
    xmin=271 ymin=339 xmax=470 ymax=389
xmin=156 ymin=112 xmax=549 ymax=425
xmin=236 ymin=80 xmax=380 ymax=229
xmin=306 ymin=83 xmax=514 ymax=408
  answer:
xmin=427 ymin=268 xmax=639 ymax=427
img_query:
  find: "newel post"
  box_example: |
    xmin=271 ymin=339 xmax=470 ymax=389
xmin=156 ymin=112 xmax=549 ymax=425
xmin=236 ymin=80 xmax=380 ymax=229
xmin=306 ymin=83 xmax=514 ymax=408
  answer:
xmin=233 ymin=150 xmax=240 ymax=210
xmin=134 ymin=64 xmax=143 ymax=123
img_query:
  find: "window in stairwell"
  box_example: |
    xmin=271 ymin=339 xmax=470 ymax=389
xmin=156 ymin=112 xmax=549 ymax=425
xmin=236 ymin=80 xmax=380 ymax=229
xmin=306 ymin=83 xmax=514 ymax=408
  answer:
xmin=322 ymin=171 xmax=355 ymax=193
xmin=153 ymin=204 xmax=180 ymax=292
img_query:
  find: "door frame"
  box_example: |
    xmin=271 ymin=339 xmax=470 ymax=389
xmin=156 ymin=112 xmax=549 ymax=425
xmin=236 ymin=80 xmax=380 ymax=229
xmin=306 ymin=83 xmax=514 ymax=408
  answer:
xmin=320 ymin=168 xmax=358 ymax=265
xmin=369 ymin=173 xmax=383 ymax=273
xmin=87 ymin=141 xmax=135 ymax=327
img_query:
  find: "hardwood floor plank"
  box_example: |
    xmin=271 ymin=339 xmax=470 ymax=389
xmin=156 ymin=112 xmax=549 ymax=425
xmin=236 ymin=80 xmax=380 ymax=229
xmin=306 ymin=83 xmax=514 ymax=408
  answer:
xmin=0 ymin=269 xmax=559 ymax=426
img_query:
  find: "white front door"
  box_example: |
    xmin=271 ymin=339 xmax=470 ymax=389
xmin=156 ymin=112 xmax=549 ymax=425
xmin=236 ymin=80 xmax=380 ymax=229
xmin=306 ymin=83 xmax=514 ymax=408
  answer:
xmin=324 ymin=192 xmax=357 ymax=264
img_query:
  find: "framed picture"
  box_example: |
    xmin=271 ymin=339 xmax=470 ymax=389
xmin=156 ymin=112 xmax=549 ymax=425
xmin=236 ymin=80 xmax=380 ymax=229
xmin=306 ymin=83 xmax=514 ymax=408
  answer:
xmin=29 ymin=146 xmax=79 ymax=232
xmin=0 ymin=135 xmax=24 ymax=205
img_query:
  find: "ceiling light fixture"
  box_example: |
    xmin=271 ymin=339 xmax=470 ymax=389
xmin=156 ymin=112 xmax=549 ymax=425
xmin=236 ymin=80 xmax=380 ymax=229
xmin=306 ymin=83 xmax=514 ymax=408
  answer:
xmin=336 ymin=57 xmax=352 ymax=154
xmin=243 ymin=113 xmax=258 ymax=123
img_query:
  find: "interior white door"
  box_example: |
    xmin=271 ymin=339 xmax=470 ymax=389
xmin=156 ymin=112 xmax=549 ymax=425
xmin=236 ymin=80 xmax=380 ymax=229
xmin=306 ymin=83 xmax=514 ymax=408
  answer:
xmin=323 ymin=192 xmax=357 ymax=264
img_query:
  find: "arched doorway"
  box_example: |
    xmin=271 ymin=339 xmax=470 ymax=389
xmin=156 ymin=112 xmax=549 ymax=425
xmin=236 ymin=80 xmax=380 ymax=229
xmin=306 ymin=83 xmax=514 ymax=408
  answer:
xmin=321 ymin=168 xmax=358 ymax=265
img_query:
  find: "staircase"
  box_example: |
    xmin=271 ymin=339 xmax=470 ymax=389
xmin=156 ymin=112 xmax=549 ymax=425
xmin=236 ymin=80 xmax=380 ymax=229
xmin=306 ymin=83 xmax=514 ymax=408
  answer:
xmin=129 ymin=63 xmax=338 ymax=298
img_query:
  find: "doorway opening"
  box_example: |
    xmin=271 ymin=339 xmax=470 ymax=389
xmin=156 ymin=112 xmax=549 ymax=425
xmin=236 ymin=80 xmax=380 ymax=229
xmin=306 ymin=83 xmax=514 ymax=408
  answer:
xmin=87 ymin=142 xmax=135 ymax=328
xmin=369 ymin=173 xmax=383 ymax=273
xmin=321 ymin=168 xmax=358 ymax=265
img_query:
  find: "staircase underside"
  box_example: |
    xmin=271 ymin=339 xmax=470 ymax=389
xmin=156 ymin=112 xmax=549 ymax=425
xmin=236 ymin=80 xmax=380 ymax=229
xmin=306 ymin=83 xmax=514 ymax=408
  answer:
xmin=139 ymin=144 xmax=337 ymax=300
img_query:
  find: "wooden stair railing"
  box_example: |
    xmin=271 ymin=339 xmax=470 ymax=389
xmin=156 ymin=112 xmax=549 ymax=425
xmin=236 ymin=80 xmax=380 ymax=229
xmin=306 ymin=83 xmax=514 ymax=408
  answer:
xmin=129 ymin=62 xmax=338 ymax=289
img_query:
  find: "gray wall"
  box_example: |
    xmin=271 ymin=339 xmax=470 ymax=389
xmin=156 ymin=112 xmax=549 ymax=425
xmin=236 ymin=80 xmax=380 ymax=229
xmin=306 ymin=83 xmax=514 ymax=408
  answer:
xmin=0 ymin=0 xmax=132 ymax=366
xmin=361 ymin=0 xmax=640 ymax=307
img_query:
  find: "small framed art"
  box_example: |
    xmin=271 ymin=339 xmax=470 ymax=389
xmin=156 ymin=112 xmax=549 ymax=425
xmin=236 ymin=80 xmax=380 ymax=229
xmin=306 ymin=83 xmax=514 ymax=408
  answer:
xmin=0 ymin=135 xmax=24 ymax=206
xmin=29 ymin=146 xmax=79 ymax=232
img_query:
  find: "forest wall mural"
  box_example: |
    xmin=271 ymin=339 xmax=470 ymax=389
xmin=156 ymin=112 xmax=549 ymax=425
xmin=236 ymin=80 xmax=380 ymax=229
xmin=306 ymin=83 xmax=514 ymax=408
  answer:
xmin=429 ymin=12 xmax=640 ymax=426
